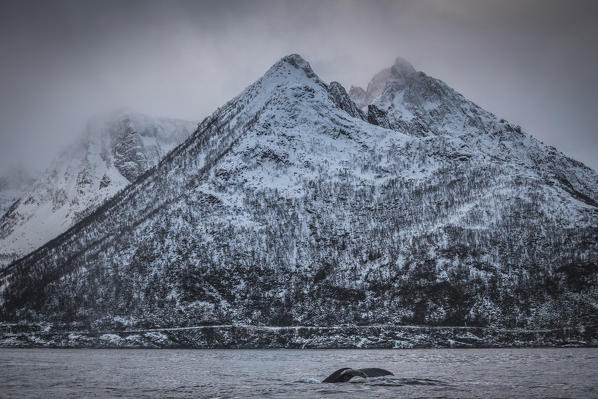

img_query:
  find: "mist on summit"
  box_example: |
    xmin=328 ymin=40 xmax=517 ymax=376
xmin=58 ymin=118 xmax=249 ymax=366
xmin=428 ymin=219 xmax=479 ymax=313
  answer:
xmin=0 ymin=0 xmax=597 ymax=172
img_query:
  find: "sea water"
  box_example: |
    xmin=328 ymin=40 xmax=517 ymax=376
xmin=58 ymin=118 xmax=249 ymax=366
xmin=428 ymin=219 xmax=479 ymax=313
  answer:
xmin=1 ymin=348 xmax=597 ymax=398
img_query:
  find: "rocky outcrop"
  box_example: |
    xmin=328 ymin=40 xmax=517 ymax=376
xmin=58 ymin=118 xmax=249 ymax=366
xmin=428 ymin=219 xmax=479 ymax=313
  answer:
xmin=367 ymin=104 xmax=390 ymax=128
xmin=328 ymin=81 xmax=366 ymax=121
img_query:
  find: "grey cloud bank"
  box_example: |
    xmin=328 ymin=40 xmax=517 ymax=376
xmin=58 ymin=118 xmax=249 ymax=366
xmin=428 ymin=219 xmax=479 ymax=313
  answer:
xmin=1 ymin=0 xmax=597 ymax=171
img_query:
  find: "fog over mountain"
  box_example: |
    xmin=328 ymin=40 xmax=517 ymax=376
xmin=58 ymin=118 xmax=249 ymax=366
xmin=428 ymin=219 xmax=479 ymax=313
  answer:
xmin=1 ymin=0 xmax=597 ymax=174
xmin=0 ymin=111 xmax=196 ymax=267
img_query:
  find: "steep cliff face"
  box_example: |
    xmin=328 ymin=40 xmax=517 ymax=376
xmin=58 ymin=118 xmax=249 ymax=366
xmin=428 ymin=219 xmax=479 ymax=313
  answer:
xmin=0 ymin=55 xmax=596 ymax=335
xmin=328 ymin=81 xmax=366 ymax=121
xmin=0 ymin=111 xmax=196 ymax=267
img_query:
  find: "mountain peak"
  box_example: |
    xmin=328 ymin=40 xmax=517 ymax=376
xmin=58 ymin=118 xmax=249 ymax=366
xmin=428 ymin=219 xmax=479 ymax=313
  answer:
xmin=264 ymin=53 xmax=320 ymax=83
xmin=270 ymin=54 xmax=311 ymax=72
xmin=391 ymin=56 xmax=416 ymax=76
xmin=84 ymin=108 xmax=143 ymax=134
xmin=279 ymin=53 xmax=309 ymax=67
xmin=348 ymin=57 xmax=418 ymax=109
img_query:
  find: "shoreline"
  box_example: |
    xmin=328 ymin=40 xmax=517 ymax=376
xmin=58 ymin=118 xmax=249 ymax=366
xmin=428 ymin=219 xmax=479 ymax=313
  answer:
xmin=1 ymin=324 xmax=596 ymax=349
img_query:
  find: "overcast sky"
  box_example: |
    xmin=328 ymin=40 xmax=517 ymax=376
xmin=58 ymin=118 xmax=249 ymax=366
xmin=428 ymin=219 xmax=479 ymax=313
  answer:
xmin=1 ymin=0 xmax=597 ymax=172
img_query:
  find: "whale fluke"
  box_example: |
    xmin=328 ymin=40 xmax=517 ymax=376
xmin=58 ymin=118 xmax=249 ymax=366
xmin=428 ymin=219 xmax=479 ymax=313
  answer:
xmin=322 ymin=367 xmax=394 ymax=383
xmin=358 ymin=368 xmax=395 ymax=378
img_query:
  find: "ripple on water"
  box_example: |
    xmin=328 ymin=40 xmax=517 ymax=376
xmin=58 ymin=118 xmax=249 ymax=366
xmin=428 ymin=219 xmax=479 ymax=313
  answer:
xmin=1 ymin=348 xmax=598 ymax=398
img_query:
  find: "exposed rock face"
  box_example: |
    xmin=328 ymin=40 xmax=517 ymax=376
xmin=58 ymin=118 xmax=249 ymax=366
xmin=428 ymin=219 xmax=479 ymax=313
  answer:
xmin=367 ymin=104 xmax=391 ymax=128
xmin=328 ymin=82 xmax=366 ymax=121
xmin=111 ymin=122 xmax=148 ymax=182
xmin=0 ymin=111 xmax=196 ymax=267
xmin=0 ymin=55 xmax=596 ymax=343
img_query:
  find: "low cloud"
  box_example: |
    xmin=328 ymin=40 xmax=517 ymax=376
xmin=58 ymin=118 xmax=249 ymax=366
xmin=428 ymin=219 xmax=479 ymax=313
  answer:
xmin=1 ymin=0 xmax=597 ymax=171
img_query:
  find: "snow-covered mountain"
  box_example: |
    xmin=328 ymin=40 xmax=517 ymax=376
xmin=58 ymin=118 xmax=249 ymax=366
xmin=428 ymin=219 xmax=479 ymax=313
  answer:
xmin=350 ymin=57 xmax=597 ymax=206
xmin=1 ymin=55 xmax=596 ymax=336
xmin=0 ymin=111 xmax=196 ymax=267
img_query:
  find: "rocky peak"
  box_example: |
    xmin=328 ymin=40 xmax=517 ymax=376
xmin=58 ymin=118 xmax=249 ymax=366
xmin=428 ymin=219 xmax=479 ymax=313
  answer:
xmin=262 ymin=54 xmax=321 ymax=85
xmin=277 ymin=53 xmax=311 ymax=70
xmin=347 ymin=56 xmax=497 ymax=138
xmin=348 ymin=56 xmax=418 ymax=110
xmin=390 ymin=56 xmax=416 ymax=77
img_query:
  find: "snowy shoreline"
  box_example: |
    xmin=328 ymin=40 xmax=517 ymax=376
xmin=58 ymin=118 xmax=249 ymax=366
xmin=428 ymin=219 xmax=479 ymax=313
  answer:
xmin=1 ymin=324 xmax=595 ymax=349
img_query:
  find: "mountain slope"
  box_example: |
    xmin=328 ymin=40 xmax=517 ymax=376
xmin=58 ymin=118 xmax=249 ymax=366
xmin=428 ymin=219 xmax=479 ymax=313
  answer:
xmin=1 ymin=55 xmax=596 ymax=336
xmin=352 ymin=57 xmax=597 ymax=208
xmin=0 ymin=111 xmax=196 ymax=267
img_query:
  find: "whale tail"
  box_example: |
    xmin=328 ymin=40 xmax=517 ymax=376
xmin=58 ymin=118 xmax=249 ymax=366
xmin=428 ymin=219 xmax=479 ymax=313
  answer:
xmin=358 ymin=368 xmax=394 ymax=378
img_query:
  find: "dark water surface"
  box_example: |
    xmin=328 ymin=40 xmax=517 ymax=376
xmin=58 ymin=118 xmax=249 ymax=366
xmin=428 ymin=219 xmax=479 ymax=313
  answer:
xmin=1 ymin=348 xmax=597 ymax=398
